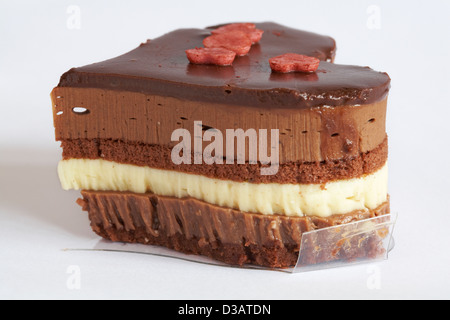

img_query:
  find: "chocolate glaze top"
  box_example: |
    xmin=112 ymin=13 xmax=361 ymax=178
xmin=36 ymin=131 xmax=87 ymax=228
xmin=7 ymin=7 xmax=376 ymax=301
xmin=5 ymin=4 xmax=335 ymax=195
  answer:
xmin=58 ymin=22 xmax=391 ymax=109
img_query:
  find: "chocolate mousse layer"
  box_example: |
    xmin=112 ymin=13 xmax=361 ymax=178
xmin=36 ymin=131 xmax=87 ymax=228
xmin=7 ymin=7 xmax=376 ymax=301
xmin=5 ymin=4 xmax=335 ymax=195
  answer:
xmin=52 ymin=88 xmax=388 ymax=164
xmin=78 ymin=190 xmax=390 ymax=268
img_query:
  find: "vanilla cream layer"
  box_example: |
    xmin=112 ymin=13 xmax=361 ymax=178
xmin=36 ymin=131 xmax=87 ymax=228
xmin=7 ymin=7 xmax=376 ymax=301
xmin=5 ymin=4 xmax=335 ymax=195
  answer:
xmin=58 ymin=159 xmax=388 ymax=218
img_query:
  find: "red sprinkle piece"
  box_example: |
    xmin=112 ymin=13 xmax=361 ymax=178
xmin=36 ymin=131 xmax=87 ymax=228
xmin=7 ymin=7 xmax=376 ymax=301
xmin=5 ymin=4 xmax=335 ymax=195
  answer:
xmin=269 ymin=53 xmax=321 ymax=73
xmin=212 ymin=23 xmax=264 ymax=44
xmin=185 ymin=47 xmax=236 ymax=66
xmin=203 ymin=32 xmax=253 ymax=56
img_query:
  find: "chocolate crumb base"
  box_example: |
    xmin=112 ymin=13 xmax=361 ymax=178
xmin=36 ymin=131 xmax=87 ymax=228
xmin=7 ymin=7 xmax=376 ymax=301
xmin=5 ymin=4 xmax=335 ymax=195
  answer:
xmin=78 ymin=190 xmax=391 ymax=268
xmin=62 ymin=137 xmax=388 ymax=184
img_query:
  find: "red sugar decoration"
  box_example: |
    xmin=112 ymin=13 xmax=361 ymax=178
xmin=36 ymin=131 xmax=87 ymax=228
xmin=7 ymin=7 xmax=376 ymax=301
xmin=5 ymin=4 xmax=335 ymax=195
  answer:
xmin=185 ymin=47 xmax=236 ymax=66
xmin=212 ymin=23 xmax=264 ymax=44
xmin=269 ymin=53 xmax=321 ymax=73
xmin=185 ymin=23 xmax=265 ymax=66
xmin=203 ymin=31 xmax=253 ymax=56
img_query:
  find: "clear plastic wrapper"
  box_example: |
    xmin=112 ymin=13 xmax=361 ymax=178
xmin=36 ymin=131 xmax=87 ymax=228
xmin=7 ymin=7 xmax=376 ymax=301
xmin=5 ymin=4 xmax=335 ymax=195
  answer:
xmin=291 ymin=213 xmax=397 ymax=273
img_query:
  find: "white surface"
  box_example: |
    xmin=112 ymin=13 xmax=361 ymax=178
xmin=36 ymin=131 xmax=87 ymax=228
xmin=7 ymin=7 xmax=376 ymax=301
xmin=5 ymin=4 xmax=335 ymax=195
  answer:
xmin=1 ymin=0 xmax=450 ymax=300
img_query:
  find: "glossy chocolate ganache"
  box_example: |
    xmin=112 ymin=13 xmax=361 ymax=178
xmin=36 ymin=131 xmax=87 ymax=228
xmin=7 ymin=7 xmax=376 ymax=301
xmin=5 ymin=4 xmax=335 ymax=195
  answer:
xmin=57 ymin=22 xmax=390 ymax=109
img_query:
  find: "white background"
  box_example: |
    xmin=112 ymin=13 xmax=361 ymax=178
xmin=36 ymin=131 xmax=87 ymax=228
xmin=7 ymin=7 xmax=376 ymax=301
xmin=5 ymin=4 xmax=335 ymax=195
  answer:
xmin=1 ymin=0 xmax=449 ymax=300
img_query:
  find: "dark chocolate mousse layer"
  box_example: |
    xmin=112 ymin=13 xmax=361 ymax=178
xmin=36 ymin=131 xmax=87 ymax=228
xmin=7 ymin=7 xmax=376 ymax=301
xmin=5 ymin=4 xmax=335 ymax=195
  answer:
xmin=79 ymin=190 xmax=390 ymax=268
xmin=56 ymin=22 xmax=390 ymax=109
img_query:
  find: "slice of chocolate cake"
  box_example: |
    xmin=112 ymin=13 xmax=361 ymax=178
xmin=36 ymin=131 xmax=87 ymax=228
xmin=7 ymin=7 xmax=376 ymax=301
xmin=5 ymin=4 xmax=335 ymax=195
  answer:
xmin=51 ymin=22 xmax=391 ymax=269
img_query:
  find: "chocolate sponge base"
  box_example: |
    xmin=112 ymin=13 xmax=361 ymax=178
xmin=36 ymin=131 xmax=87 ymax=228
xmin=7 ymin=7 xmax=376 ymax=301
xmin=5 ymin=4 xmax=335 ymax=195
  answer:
xmin=78 ymin=191 xmax=390 ymax=269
